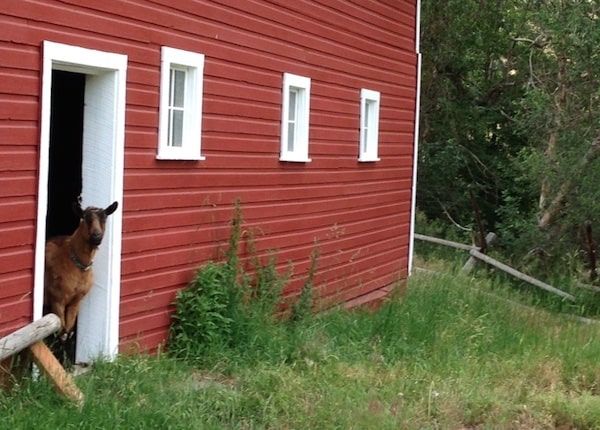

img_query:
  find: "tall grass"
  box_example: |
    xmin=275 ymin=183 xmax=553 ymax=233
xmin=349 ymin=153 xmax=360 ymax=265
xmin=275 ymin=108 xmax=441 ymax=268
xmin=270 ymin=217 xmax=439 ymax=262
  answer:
xmin=4 ymin=264 xmax=600 ymax=428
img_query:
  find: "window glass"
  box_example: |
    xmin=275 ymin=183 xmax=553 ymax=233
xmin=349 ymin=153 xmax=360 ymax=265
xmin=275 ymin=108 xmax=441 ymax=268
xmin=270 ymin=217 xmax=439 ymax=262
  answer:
xmin=171 ymin=69 xmax=186 ymax=108
xmin=168 ymin=68 xmax=186 ymax=148
xmin=171 ymin=110 xmax=184 ymax=147
xmin=363 ymin=101 xmax=371 ymax=153
xmin=288 ymin=89 xmax=298 ymax=151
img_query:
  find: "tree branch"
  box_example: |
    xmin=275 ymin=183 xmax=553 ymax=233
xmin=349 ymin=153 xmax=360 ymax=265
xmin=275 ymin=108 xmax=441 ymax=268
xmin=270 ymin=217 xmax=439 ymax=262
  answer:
xmin=436 ymin=198 xmax=472 ymax=232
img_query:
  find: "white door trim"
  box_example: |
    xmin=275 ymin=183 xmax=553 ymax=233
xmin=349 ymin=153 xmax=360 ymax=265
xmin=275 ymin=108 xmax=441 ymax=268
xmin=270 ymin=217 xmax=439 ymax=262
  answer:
xmin=35 ymin=41 xmax=127 ymax=362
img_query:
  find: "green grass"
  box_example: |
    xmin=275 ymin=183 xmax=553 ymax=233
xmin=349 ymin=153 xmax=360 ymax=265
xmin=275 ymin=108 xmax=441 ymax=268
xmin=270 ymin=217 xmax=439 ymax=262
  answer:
xmin=4 ymin=263 xmax=600 ymax=429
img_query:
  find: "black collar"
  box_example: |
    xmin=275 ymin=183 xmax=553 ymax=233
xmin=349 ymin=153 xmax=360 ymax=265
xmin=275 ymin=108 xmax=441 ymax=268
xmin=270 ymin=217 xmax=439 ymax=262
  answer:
xmin=71 ymin=251 xmax=93 ymax=271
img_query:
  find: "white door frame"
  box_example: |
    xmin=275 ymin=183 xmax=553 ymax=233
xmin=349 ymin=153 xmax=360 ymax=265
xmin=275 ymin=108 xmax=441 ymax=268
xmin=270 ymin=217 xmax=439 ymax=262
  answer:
xmin=34 ymin=41 xmax=127 ymax=362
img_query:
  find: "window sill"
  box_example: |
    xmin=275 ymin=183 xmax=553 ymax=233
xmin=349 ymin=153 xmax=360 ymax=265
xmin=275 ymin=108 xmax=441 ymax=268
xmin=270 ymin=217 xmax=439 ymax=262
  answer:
xmin=279 ymin=156 xmax=312 ymax=163
xmin=358 ymin=157 xmax=381 ymax=163
xmin=156 ymin=154 xmax=206 ymax=161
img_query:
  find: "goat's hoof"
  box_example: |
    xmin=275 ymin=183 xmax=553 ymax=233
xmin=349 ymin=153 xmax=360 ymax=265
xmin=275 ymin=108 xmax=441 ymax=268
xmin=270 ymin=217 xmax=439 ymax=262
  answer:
xmin=59 ymin=331 xmax=74 ymax=342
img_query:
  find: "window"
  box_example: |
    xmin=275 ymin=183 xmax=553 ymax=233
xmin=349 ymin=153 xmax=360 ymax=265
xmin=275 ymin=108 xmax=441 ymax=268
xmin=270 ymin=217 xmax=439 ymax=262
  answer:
xmin=280 ymin=73 xmax=311 ymax=162
xmin=359 ymin=89 xmax=381 ymax=162
xmin=158 ymin=47 xmax=205 ymax=160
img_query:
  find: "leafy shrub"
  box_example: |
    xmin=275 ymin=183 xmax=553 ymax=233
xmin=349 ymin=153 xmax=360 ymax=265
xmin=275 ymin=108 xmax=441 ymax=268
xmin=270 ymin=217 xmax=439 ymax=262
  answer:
xmin=169 ymin=261 xmax=235 ymax=359
xmin=168 ymin=199 xmax=316 ymax=363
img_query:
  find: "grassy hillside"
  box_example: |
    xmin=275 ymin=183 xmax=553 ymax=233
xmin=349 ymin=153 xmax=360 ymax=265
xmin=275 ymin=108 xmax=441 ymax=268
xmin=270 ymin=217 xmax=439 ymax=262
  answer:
xmin=3 ymin=262 xmax=600 ymax=429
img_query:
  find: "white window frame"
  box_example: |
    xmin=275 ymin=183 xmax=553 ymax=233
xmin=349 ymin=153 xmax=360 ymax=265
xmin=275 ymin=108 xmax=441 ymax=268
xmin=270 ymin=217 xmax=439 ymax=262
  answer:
xmin=158 ymin=46 xmax=205 ymax=160
xmin=280 ymin=73 xmax=311 ymax=162
xmin=359 ymin=88 xmax=381 ymax=162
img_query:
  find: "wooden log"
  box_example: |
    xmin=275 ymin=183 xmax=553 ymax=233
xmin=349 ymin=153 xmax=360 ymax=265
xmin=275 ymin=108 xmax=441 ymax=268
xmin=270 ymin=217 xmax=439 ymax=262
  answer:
xmin=414 ymin=234 xmax=476 ymax=251
xmin=30 ymin=341 xmax=84 ymax=406
xmin=585 ymin=220 xmax=597 ymax=281
xmin=0 ymin=314 xmax=84 ymax=405
xmin=468 ymin=185 xmax=487 ymax=254
xmin=575 ymin=282 xmax=600 ymax=293
xmin=0 ymin=314 xmax=61 ymax=361
xmin=462 ymin=232 xmax=497 ymax=273
xmin=469 ymin=249 xmax=576 ymax=302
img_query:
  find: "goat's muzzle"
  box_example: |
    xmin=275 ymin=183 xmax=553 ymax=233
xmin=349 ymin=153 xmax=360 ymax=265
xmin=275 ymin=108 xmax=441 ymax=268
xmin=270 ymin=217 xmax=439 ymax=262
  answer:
xmin=89 ymin=232 xmax=103 ymax=247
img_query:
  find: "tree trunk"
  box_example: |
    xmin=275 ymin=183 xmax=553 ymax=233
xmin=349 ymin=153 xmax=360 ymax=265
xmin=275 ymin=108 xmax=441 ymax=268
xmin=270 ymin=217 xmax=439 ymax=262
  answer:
xmin=538 ymin=134 xmax=600 ymax=229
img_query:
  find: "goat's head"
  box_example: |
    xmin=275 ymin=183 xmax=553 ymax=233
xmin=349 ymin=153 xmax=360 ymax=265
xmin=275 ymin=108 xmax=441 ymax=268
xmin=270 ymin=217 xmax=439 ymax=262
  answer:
xmin=73 ymin=201 xmax=119 ymax=247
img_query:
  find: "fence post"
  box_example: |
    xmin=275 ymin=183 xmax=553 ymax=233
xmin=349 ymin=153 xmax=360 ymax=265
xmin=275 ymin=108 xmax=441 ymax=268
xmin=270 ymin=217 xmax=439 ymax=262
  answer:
xmin=461 ymin=232 xmax=497 ymax=274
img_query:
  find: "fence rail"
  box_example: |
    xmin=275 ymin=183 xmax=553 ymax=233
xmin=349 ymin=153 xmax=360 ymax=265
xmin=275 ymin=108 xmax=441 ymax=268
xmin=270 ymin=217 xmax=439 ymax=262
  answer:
xmin=0 ymin=314 xmax=61 ymax=361
xmin=415 ymin=232 xmax=576 ymax=302
xmin=0 ymin=313 xmax=84 ymax=405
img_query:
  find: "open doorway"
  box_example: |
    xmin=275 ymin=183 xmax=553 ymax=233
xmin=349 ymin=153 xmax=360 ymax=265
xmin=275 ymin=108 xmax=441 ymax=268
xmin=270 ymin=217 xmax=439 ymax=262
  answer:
xmin=46 ymin=70 xmax=84 ymax=239
xmin=44 ymin=70 xmax=86 ymax=364
xmin=35 ymin=41 xmax=127 ymax=364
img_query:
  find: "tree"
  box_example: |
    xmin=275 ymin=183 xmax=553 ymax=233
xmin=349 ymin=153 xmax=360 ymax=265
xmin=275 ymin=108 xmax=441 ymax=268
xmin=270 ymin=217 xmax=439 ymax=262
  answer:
xmin=418 ymin=0 xmax=530 ymax=236
xmin=513 ymin=1 xmax=600 ymax=234
xmin=419 ymin=0 xmax=600 ymax=265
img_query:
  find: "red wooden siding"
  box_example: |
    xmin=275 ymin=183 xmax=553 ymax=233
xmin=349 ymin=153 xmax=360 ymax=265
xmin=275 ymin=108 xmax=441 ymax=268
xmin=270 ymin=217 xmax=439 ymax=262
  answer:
xmin=0 ymin=0 xmax=419 ymax=350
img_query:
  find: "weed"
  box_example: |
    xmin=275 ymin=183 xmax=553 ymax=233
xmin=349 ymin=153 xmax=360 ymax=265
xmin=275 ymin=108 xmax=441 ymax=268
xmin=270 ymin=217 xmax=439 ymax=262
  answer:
xmin=169 ymin=199 xmax=311 ymax=364
xmin=168 ymin=261 xmax=234 ymax=360
xmin=290 ymin=242 xmax=319 ymax=322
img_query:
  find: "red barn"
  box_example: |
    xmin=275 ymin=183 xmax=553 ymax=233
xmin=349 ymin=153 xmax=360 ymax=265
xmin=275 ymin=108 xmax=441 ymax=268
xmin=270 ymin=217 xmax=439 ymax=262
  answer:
xmin=0 ymin=1 xmax=421 ymax=362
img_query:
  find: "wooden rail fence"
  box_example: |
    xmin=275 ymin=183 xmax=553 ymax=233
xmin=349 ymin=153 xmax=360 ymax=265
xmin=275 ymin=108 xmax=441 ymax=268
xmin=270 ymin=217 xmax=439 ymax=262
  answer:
xmin=415 ymin=233 xmax=576 ymax=302
xmin=0 ymin=314 xmax=84 ymax=405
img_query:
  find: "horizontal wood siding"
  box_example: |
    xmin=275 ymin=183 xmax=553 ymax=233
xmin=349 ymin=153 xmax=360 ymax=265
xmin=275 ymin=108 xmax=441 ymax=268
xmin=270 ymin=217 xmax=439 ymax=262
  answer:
xmin=0 ymin=0 xmax=418 ymax=349
xmin=0 ymin=27 xmax=39 ymax=335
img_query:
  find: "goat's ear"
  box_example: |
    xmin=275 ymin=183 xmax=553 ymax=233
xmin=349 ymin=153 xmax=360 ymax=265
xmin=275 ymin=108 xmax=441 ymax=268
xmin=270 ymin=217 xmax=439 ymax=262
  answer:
xmin=72 ymin=202 xmax=83 ymax=218
xmin=105 ymin=201 xmax=118 ymax=216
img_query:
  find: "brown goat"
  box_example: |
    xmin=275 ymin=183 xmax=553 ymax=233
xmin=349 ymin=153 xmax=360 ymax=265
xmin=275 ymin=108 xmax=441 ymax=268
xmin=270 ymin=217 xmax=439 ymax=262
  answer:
xmin=44 ymin=201 xmax=118 ymax=338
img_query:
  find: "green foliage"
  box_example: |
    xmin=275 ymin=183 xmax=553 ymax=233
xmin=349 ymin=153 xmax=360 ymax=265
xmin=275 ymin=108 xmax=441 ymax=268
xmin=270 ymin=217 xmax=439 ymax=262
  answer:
xmin=290 ymin=244 xmax=319 ymax=321
xmin=419 ymin=0 xmax=529 ymax=233
xmin=168 ymin=200 xmax=315 ymax=364
xmin=504 ymin=0 xmax=600 ymax=262
xmin=420 ymin=0 xmax=600 ymax=271
xmin=169 ymin=261 xmax=235 ymax=359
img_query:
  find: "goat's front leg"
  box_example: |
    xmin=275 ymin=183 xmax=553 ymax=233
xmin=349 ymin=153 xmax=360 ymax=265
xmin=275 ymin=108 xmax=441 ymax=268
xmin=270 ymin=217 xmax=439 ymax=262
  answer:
xmin=63 ymin=295 xmax=85 ymax=337
xmin=48 ymin=301 xmax=67 ymax=335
